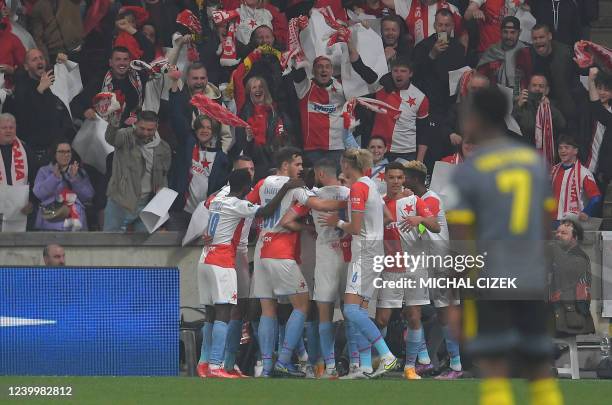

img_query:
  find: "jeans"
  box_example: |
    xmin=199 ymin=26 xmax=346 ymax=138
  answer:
xmin=103 ymin=197 xmax=149 ymax=232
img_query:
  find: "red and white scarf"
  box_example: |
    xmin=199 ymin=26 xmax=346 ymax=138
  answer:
xmin=535 ymin=101 xmax=555 ymax=166
xmin=101 ymin=69 xmax=143 ymax=126
xmin=0 ymin=138 xmax=28 ymax=185
xmin=551 ymin=161 xmax=583 ymax=216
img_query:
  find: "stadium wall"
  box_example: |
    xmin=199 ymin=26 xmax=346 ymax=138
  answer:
xmin=0 ymin=231 xmax=609 ymax=329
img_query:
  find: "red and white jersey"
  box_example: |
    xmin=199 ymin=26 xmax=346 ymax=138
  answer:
xmin=185 ymin=147 xmax=216 ymax=214
xmin=383 ymin=194 xmax=434 ymax=272
xmin=216 ymin=185 xmax=253 ymax=250
xmin=586 ymin=105 xmax=611 ymax=173
xmin=551 ymin=161 xmax=601 ymax=220
xmin=246 ymin=175 xmax=309 ymax=259
xmin=349 ymin=176 xmax=385 ymax=241
xmin=368 ymin=162 xmax=388 ymax=196
xmin=421 ymin=190 xmax=449 ymax=241
xmin=200 ymin=195 xmax=260 ymax=268
xmin=372 ymin=84 xmax=429 ymax=154
xmin=393 ymin=0 xmax=464 ymax=46
xmin=295 ymin=77 xmax=346 ymax=151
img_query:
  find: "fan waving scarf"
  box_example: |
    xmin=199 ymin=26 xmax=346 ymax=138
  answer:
xmin=574 ymin=41 xmax=612 ymax=71
xmin=190 ymin=94 xmax=249 ymax=128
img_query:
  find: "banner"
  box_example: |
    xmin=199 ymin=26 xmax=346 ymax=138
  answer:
xmin=0 ymin=266 xmax=179 ymax=375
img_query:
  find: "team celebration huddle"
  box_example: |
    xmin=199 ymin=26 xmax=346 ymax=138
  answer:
xmin=196 ymin=146 xmax=462 ymax=381
xmin=193 ymin=78 xmax=570 ymax=404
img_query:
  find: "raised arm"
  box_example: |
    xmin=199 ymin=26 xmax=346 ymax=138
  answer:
xmin=255 ymin=180 xmax=305 ymax=218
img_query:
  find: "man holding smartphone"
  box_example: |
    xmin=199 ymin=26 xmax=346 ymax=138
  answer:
xmin=413 ymin=8 xmax=467 ymax=166
xmin=512 ymin=74 xmax=567 ymax=153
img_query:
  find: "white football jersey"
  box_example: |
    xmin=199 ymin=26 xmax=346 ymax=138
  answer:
xmin=349 ymin=176 xmax=385 ymax=241
xmin=200 ymin=195 xmax=259 ymax=268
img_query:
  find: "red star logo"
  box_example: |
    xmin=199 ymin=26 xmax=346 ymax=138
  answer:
xmin=201 ymin=158 xmax=210 ymax=169
xmin=403 ymin=203 xmax=413 ymax=215
xmin=377 ymin=171 xmax=386 ymax=181
xmin=299 ymin=281 xmax=306 ymax=289
xmin=231 ymin=292 xmax=237 ymax=301
xmin=406 ymin=96 xmax=416 ymax=107
xmin=248 ymin=19 xmax=258 ymax=28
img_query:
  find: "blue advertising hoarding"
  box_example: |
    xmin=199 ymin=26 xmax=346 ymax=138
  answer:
xmin=0 ymin=267 xmax=179 ymax=376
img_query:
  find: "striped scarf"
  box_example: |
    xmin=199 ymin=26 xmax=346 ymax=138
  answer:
xmin=101 ymin=69 xmax=143 ymax=126
xmin=535 ymin=100 xmax=555 ymax=166
xmin=551 ymin=160 xmax=583 ymax=215
xmin=0 ymin=138 xmax=28 ymax=185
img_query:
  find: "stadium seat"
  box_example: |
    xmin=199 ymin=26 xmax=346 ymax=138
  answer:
xmin=554 ymin=336 xmax=580 ymax=380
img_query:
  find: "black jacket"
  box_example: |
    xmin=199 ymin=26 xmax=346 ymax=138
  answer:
xmin=9 ymin=71 xmax=74 ymax=150
xmin=413 ymin=33 xmax=467 ymax=115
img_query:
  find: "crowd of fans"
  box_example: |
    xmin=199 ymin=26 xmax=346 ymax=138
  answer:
xmin=0 ymin=0 xmax=608 ymax=232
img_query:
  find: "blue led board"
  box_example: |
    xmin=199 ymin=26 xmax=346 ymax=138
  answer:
xmin=0 ymin=267 xmax=179 ymax=376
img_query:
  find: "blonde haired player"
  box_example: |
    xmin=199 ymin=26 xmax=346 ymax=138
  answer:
xmin=317 ymin=149 xmax=398 ymax=378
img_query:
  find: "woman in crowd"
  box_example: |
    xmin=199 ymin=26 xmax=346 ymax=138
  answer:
xmin=183 ymin=114 xmax=230 ymax=215
xmin=33 ymin=140 xmax=94 ymax=231
xmin=230 ymin=76 xmax=292 ymax=181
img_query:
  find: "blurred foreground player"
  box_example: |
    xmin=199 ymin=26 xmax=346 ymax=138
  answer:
xmin=446 ymin=87 xmax=562 ymax=405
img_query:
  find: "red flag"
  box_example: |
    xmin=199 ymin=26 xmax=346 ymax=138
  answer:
xmin=190 ymin=94 xmax=249 ymax=128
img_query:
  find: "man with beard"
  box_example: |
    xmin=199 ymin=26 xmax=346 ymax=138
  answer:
xmin=512 ymin=74 xmax=566 ymax=154
xmin=370 ymin=57 xmax=430 ymax=162
xmin=168 ymin=62 xmax=233 ymax=204
xmin=477 ymin=16 xmax=532 ymax=98
xmin=381 ymin=15 xmax=412 ymax=66
xmin=292 ymin=42 xmax=378 ymax=164
xmin=103 ymin=110 xmax=171 ymax=232
xmin=529 ymin=24 xmax=585 ymax=134
xmin=550 ymin=219 xmax=595 ymax=336
xmin=11 ymin=48 xmax=74 ymax=172
xmin=71 ymin=46 xmax=147 ymax=128
xmin=413 ymin=8 xmax=467 ymax=166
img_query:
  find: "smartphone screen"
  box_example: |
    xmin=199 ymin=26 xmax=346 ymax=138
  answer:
xmin=438 ymin=32 xmax=448 ymax=43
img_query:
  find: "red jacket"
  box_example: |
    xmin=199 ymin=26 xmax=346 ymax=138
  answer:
xmin=0 ymin=27 xmax=26 ymax=88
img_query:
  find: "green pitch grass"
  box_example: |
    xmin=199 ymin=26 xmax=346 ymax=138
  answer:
xmin=1 ymin=377 xmax=612 ymax=404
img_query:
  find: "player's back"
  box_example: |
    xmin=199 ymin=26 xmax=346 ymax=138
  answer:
xmin=203 ymin=195 xmax=259 ymax=268
xmin=451 ymin=140 xmax=550 ymax=242
xmin=311 ymin=185 xmax=350 ymax=243
xmin=421 ymin=189 xmax=449 ymax=242
xmin=251 ymin=175 xmax=308 ymax=234
xmin=449 ymin=140 xmax=552 ymax=298
xmin=217 ymin=184 xmax=252 ymax=250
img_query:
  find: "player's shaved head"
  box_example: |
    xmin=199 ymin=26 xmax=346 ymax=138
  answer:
xmin=461 ymin=86 xmax=508 ymax=143
xmin=229 ymin=169 xmax=252 ymax=195
xmin=314 ymin=158 xmax=337 ymax=178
